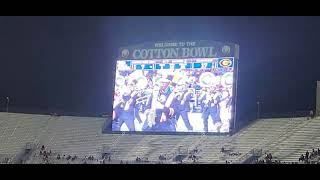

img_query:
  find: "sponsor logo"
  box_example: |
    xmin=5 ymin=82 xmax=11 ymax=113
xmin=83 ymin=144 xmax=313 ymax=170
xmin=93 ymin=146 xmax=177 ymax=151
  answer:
xmin=121 ymin=49 xmax=129 ymax=58
xmin=219 ymin=58 xmax=233 ymax=67
xmin=222 ymin=45 xmax=231 ymax=55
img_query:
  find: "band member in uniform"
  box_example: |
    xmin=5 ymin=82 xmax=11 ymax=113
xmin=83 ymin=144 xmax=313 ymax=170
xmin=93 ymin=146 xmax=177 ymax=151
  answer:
xmin=150 ymin=94 xmax=168 ymax=131
xmin=159 ymin=86 xmax=180 ymax=132
xmin=140 ymin=79 xmax=168 ymax=131
xmin=113 ymin=81 xmax=139 ymax=131
xmin=176 ymin=85 xmax=194 ymax=131
xmin=134 ymin=90 xmax=144 ymax=124
xmin=112 ymin=96 xmax=123 ymax=131
xmin=218 ymin=87 xmax=232 ymax=132
xmin=134 ymin=105 xmax=143 ymax=124
xmin=199 ymin=87 xmax=222 ymax=132
xmin=141 ymin=92 xmax=160 ymax=131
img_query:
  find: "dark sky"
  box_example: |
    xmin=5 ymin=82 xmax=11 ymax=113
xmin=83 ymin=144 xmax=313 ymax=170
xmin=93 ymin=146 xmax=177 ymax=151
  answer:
xmin=1 ymin=16 xmax=320 ymax=121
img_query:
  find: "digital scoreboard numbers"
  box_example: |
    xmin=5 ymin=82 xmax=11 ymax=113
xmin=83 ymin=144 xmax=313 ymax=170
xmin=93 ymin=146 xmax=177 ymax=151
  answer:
xmin=126 ymin=58 xmax=234 ymax=71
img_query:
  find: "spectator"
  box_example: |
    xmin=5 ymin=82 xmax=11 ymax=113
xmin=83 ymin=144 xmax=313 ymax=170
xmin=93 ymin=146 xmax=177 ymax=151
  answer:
xmin=299 ymin=154 xmax=304 ymax=162
xmin=108 ymin=156 xmax=111 ymax=162
xmin=194 ymin=147 xmax=198 ymax=153
xmin=311 ymin=149 xmax=315 ymax=158
xmin=221 ymin=147 xmax=225 ymax=153
xmin=41 ymin=145 xmax=45 ymax=150
xmin=306 ymin=151 xmax=309 ymax=159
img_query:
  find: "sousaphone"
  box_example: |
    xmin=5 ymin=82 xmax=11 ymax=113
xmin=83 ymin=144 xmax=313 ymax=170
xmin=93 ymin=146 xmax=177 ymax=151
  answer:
xmin=115 ymin=75 xmax=125 ymax=88
xmin=199 ymin=72 xmax=220 ymax=87
xmin=128 ymin=71 xmax=148 ymax=90
xmin=221 ymin=72 xmax=233 ymax=88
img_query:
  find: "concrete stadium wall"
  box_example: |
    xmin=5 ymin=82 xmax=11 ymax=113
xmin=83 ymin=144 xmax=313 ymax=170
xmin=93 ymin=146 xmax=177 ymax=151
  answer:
xmin=317 ymin=81 xmax=320 ymax=116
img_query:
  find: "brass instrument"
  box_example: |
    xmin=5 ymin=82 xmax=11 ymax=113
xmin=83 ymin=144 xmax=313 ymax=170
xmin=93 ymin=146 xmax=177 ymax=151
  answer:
xmin=199 ymin=72 xmax=221 ymax=88
xmin=221 ymin=72 xmax=233 ymax=88
xmin=115 ymin=75 xmax=125 ymax=88
xmin=127 ymin=71 xmax=148 ymax=90
xmin=145 ymin=88 xmax=160 ymax=128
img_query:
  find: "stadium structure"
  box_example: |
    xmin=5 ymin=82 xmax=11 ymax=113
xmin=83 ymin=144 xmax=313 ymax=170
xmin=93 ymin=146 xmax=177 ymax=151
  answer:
xmin=1 ymin=41 xmax=320 ymax=164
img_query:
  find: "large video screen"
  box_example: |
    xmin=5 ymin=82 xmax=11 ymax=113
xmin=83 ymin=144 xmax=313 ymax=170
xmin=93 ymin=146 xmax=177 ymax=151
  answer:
xmin=112 ymin=58 xmax=234 ymax=133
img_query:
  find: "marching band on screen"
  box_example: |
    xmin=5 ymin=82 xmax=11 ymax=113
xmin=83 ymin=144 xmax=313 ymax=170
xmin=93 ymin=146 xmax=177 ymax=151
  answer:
xmin=112 ymin=58 xmax=234 ymax=133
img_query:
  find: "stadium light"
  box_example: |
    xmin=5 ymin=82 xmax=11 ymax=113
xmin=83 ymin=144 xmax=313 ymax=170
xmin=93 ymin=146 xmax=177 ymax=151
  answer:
xmin=6 ymin=96 xmax=9 ymax=113
xmin=257 ymin=101 xmax=263 ymax=119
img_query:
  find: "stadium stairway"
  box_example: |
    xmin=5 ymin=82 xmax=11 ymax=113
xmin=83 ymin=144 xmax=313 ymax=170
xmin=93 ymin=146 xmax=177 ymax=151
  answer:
xmin=221 ymin=118 xmax=304 ymax=163
xmin=47 ymin=116 xmax=106 ymax=157
xmin=265 ymin=117 xmax=320 ymax=162
xmin=195 ymin=136 xmax=228 ymax=163
xmin=0 ymin=113 xmax=49 ymax=156
xmin=108 ymin=134 xmax=145 ymax=161
xmin=118 ymin=135 xmax=159 ymax=161
xmin=124 ymin=135 xmax=186 ymax=162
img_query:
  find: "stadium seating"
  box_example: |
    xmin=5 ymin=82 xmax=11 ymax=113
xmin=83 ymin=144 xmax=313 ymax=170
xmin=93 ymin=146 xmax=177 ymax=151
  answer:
xmin=217 ymin=118 xmax=306 ymax=163
xmin=0 ymin=113 xmax=49 ymax=155
xmin=1 ymin=112 xmax=319 ymax=164
xmin=266 ymin=117 xmax=320 ymax=162
xmin=45 ymin=116 xmax=106 ymax=157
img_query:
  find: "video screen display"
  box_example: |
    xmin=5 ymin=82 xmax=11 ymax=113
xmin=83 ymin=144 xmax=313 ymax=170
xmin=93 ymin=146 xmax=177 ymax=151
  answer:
xmin=112 ymin=58 xmax=234 ymax=133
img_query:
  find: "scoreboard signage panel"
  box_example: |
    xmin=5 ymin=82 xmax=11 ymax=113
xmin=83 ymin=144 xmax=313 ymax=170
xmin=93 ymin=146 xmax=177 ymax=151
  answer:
xmin=110 ymin=41 xmax=239 ymax=134
xmin=119 ymin=41 xmax=239 ymax=60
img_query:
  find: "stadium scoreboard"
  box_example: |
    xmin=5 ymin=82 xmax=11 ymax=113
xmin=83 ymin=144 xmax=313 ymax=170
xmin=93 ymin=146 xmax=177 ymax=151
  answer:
xmin=105 ymin=41 xmax=239 ymax=134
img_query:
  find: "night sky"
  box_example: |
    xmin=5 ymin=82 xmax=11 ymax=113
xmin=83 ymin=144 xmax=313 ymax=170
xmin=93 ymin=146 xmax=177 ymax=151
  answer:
xmin=1 ymin=16 xmax=320 ymax=122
